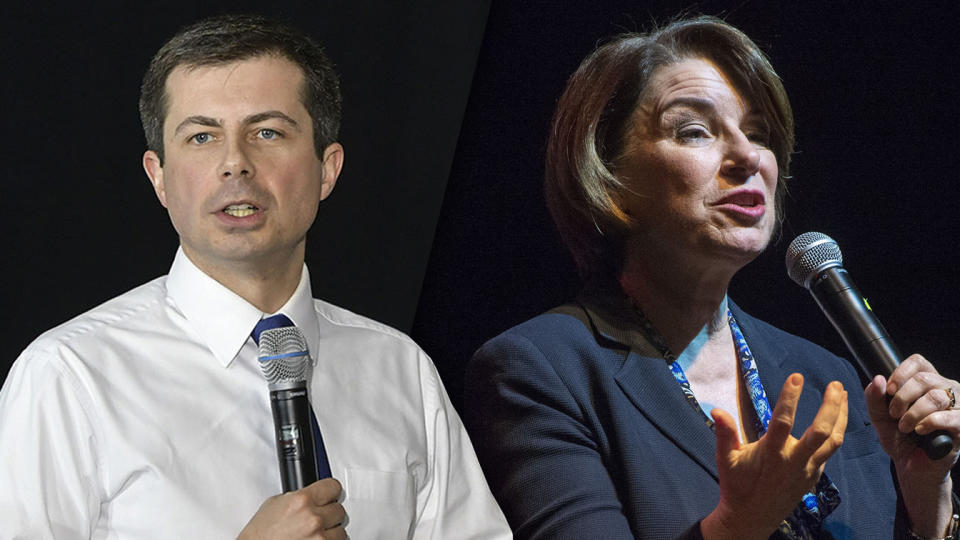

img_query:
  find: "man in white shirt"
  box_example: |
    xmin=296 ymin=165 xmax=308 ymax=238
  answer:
xmin=0 ymin=14 xmax=510 ymax=539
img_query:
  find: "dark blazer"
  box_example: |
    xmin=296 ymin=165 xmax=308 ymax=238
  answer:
xmin=465 ymin=294 xmax=898 ymax=539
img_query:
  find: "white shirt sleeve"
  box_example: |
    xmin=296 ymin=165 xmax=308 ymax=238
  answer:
xmin=413 ymin=351 xmax=511 ymax=539
xmin=0 ymin=347 xmax=103 ymax=539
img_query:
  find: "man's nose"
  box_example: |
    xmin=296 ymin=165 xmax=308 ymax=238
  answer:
xmin=219 ymin=139 xmax=256 ymax=179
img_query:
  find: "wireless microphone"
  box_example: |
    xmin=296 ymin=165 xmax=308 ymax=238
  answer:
xmin=258 ymin=325 xmax=319 ymax=492
xmin=786 ymin=231 xmax=953 ymax=460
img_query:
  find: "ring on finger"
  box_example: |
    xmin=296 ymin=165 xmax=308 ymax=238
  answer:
xmin=945 ymin=387 xmax=957 ymax=410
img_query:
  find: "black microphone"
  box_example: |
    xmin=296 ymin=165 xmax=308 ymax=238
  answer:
xmin=785 ymin=231 xmax=953 ymax=460
xmin=258 ymin=326 xmax=319 ymax=492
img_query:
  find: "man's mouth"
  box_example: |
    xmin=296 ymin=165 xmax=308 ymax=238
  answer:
xmin=223 ymin=204 xmax=258 ymax=217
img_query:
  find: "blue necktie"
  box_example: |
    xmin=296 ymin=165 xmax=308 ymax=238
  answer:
xmin=252 ymin=314 xmax=332 ymax=480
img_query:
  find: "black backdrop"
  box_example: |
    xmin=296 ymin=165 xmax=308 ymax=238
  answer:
xmin=1 ymin=1 xmax=489 ymax=381
xmin=413 ymin=0 xmax=960 ymax=411
xmin=4 ymin=0 xmax=960 ymax=469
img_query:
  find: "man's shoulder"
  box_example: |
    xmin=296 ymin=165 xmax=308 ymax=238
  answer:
xmin=24 ymin=276 xmax=170 ymax=358
xmin=311 ymin=297 xmax=418 ymax=349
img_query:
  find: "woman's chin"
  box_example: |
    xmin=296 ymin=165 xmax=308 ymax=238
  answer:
xmin=708 ymin=229 xmax=772 ymax=264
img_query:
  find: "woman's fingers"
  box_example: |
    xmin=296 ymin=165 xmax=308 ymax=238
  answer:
xmin=882 ymin=354 xmax=959 ymax=435
xmin=889 ymin=371 xmax=944 ymax=420
xmin=810 ymin=390 xmax=848 ymax=465
xmin=897 ymin=386 xmax=955 ymax=433
xmin=765 ymin=373 xmax=804 ymax=448
xmin=796 ymin=381 xmax=845 ymax=463
xmin=711 ymin=407 xmax=742 ymax=458
xmin=886 ymin=353 xmax=933 ymax=396
xmin=864 ymin=376 xmax=890 ymax=425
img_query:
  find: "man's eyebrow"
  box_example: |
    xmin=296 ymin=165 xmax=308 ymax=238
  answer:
xmin=173 ymin=115 xmax=222 ymax=136
xmin=244 ymin=111 xmax=300 ymax=129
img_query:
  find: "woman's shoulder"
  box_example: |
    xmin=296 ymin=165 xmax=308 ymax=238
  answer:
xmin=475 ymin=302 xmax=602 ymax=362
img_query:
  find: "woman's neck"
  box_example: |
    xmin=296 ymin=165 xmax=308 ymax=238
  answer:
xmin=619 ymin=248 xmax=735 ymax=354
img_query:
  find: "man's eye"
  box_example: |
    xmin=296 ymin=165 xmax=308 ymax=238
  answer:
xmin=258 ymin=128 xmax=280 ymax=140
xmin=190 ymin=133 xmax=212 ymax=144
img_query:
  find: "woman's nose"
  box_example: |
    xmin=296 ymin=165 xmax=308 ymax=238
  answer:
xmin=720 ymin=131 xmax=761 ymax=182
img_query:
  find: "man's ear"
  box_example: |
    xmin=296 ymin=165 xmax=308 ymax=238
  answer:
xmin=143 ymin=150 xmax=168 ymax=208
xmin=319 ymin=143 xmax=344 ymax=201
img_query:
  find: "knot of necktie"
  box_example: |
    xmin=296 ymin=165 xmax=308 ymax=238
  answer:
xmin=251 ymin=313 xmax=296 ymax=345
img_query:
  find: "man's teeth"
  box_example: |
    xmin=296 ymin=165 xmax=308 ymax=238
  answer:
xmin=224 ymin=204 xmax=257 ymax=217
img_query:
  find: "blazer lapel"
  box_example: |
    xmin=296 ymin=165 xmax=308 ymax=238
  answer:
xmin=573 ymin=294 xmax=720 ymax=479
xmin=614 ymin=352 xmax=721 ymax=479
xmin=731 ymin=305 xmax=824 ymax=439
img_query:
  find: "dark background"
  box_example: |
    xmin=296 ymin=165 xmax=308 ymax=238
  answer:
xmin=4 ymin=0 xmax=959 ymax=454
xmin=413 ymin=1 xmax=960 ymax=411
xmin=1 ymin=0 xmax=489 ymax=381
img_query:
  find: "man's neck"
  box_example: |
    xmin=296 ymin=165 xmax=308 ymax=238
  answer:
xmin=182 ymin=247 xmax=305 ymax=314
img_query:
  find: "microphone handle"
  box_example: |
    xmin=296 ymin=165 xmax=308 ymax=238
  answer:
xmin=810 ymin=267 xmax=953 ymax=460
xmin=270 ymin=385 xmax=319 ymax=492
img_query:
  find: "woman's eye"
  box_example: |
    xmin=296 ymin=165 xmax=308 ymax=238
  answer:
xmin=676 ymin=125 xmax=710 ymax=142
xmin=190 ymin=133 xmax=211 ymax=144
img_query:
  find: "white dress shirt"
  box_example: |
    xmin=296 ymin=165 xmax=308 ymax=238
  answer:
xmin=0 ymin=248 xmax=510 ymax=539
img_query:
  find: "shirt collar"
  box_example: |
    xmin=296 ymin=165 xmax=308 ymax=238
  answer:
xmin=166 ymin=247 xmax=319 ymax=368
xmin=265 ymin=265 xmax=321 ymax=367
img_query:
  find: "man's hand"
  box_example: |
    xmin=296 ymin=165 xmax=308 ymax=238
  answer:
xmin=865 ymin=353 xmax=960 ymax=538
xmin=702 ymin=374 xmax=847 ymax=540
xmin=238 ymin=478 xmax=346 ymax=540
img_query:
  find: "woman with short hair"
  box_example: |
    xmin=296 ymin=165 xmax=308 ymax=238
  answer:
xmin=466 ymin=16 xmax=960 ymax=539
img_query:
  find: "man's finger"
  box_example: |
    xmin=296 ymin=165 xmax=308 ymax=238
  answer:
xmin=324 ymin=524 xmax=348 ymax=540
xmin=317 ymin=502 xmax=346 ymax=529
xmin=306 ymin=477 xmax=343 ymax=506
xmin=765 ymin=373 xmax=804 ymax=447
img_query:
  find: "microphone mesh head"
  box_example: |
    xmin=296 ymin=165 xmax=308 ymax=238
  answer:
xmin=258 ymin=326 xmax=310 ymax=387
xmin=785 ymin=232 xmax=843 ymax=289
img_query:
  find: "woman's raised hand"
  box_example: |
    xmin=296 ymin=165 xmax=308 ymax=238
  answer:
xmin=701 ymin=374 xmax=847 ymax=540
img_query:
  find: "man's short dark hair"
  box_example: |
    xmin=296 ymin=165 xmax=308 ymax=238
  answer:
xmin=139 ymin=14 xmax=341 ymax=163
